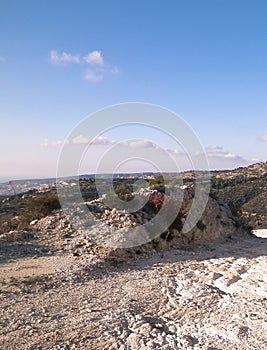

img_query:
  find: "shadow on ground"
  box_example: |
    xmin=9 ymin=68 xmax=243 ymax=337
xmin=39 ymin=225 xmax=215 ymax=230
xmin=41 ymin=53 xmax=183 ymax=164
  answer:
xmin=72 ymin=234 xmax=267 ymax=283
xmin=0 ymin=238 xmax=53 ymax=264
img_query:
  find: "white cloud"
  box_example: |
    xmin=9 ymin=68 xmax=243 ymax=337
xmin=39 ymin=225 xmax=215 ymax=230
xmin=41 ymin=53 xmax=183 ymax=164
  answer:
xmin=83 ymin=51 xmax=103 ymax=65
xmin=41 ymin=135 xmax=117 ymax=147
xmin=84 ymin=65 xmax=118 ymax=82
xmin=41 ymin=136 xmax=255 ymax=171
xmin=71 ymin=135 xmax=89 ymax=145
xmin=121 ymin=140 xmax=156 ymax=149
xmin=49 ymin=49 xmax=118 ymax=82
xmin=224 ymin=153 xmax=237 ymax=159
xmin=206 ymin=145 xmax=238 ymax=159
xmin=50 ymin=50 xmax=80 ymax=64
xmin=205 ymin=145 xmax=250 ymax=168
xmin=166 ymin=148 xmax=184 ymax=155
xmin=259 ymin=130 xmax=267 ymax=142
xmin=205 ymin=145 xmax=224 ymax=154
xmin=41 ymin=138 xmax=245 ymax=162
xmin=91 ymin=136 xmax=116 ymax=146
xmin=71 ymin=135 xmax=116 ymax=145
xmin=84 ymin=70 xmax=103 ymax=82
xmin=97 ymin=65 xmax=119 ymax=75
xmin=40 ymin=139 xmax=65 ymax=147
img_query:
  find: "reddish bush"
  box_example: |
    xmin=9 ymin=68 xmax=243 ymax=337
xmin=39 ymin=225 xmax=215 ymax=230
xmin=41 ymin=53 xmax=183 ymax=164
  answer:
xmin=149 ymin=193 xmax=165 ymax=212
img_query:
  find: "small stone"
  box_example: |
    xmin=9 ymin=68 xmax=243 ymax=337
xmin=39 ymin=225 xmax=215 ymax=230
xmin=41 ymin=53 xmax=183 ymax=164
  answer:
xmin=30 ymin=219 xmax=38 ymax=225
xmin=169 ymin=325 xmax=177 ymax=333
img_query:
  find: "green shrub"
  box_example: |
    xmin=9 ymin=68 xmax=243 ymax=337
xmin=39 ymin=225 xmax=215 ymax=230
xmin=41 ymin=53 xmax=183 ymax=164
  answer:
xmin=196 ymin=220 xmax=206 ymax=231
xmin=148 ymin=175 xmax=165 ymax=193
xmin=21 ymin=193 xmax=61 ymax=224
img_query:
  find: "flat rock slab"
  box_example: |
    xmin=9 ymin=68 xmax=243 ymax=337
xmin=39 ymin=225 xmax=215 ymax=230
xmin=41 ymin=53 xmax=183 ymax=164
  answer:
xmin=252 ymin=229 xmax=267 ymax=238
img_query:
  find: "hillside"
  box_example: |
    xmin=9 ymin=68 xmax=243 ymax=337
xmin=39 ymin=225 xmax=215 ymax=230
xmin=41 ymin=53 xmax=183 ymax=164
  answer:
xmin=209 ymin=162 xmax=267 ymax=229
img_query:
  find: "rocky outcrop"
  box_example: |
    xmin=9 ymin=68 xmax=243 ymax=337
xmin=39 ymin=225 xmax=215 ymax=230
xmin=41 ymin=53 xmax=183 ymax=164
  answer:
xmin=1 ymin=184 xmax=250 ymax=263
xmin=65 ymin=188 xmax=250 ymax=262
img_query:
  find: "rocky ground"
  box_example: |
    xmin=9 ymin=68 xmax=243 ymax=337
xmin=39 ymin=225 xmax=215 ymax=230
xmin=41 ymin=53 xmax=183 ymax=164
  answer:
xmin=0 ymin=208 xmax=266 ymax=350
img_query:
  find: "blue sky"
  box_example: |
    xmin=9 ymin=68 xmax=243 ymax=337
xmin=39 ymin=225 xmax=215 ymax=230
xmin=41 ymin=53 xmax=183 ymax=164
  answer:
xmin=0 ymin=0 xmax=266 ymax=180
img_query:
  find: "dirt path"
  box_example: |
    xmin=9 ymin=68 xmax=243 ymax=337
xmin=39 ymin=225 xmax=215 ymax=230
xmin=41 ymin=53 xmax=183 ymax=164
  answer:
xmin=0 ymin=229 xmax=266 ymax=350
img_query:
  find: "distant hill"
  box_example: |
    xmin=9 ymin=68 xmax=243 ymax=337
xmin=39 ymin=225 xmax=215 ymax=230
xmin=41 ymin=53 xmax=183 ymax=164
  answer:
xmin=208 ymin=162 xmax=267 ymax=229
xmin=0 ymin=173 xmax=159 ymax=197
xmin=0 ymin=178 xmax=56 ymax=197
xmin=1 ymin=162 xmax=266 ymax=229
xmin=211 ymin=161 xmax=267 ymax=180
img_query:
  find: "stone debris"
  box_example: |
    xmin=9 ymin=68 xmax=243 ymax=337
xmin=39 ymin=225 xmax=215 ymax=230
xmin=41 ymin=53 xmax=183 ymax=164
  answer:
xmin=100 ymin=208 xmax=138 ymax=229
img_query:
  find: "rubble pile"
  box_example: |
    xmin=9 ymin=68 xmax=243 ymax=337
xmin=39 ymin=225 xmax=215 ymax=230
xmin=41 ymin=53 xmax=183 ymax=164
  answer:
xmin=100 ymin=208 xmax=137 ymax=229
xmin=13 ymin=185 xmax=250 ymax=264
